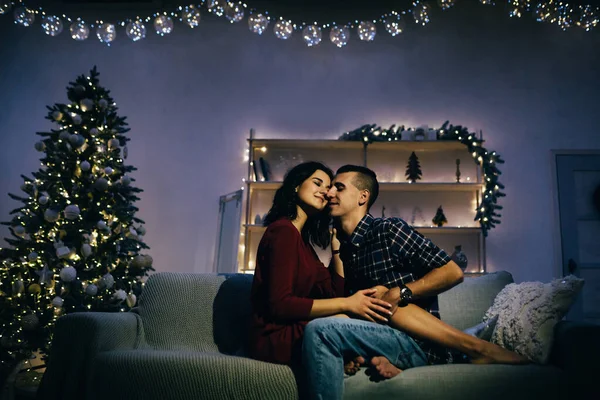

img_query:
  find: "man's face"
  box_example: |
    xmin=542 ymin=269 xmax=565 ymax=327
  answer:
xmin=326 ymin=172 xmax=364 ymax=217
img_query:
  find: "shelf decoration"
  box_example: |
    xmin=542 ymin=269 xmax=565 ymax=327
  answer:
xmin=432 ymin=205 xmax=448 ymax=227
xmin=405 ymin=151 xmax=422 ymax=183
xmin=455 ymin=158 xmax=461 ymax=183
xmin=338 ymin=120 xmax=505 ymax=236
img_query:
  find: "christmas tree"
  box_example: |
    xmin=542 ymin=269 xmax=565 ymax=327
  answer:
xmin=0 ymin=67 xmax=153 ymax=373
xmin=432 ymin=206 xmax=448 ymax=227
xmin=405 ymin=151 xmax=422 ymax=182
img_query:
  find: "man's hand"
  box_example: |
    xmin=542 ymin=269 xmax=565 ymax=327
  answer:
xmin=370 ymin=285 xmax=389 ymax=300
xmin=343 ymin=289 xmax=393 ymax=323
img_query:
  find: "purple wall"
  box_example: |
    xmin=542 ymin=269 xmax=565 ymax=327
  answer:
xmin=1 ymin=4 xmax=599 ymax=282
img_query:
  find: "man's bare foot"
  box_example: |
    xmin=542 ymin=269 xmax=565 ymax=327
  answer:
xmin=344 ymin=356 xmax=365 ymax=375
xmin=370 ymin=356 xmax=402 ymax=379
xmin=469 ymin=342 xmax=529 ymax=365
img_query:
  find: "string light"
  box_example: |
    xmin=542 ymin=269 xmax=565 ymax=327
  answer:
xmin=0 ymin=0 xmax=597 ymax=46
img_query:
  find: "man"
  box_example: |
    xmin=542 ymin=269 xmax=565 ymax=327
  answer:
xmin=302 ymin=164 xmax=466 ymax=400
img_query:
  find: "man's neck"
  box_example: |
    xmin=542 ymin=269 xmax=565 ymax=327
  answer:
xmin=337 ymin=209 xmax=367 ymax=237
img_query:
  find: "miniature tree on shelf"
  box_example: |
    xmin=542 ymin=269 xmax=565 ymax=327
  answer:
xmin=432 ymin=205 xmax=448 ymax=227
xmin=405 ymin=151 xmax=422 ymax=183
xmin=0 ymin=67 xmax=153 ymax=373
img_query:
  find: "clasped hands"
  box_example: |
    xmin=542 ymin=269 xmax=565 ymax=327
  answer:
xmin=343 ymin=285 xmax=400 ymax=324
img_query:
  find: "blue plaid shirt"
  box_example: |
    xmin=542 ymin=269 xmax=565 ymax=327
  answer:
xmin=340 ymin=214 xmax=459 ymax=365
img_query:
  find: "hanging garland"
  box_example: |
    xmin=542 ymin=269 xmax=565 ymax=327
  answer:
xmin=0 ymin=0 xmax=597 ymax=46
xmin=338 ymin=121 xmax=505 ymax=236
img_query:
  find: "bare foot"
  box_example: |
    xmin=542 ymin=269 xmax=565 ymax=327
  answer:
xmin=370 ymin=356 xmax=402 ymax=379
xmin=344 ymin=356 xmax=365 ymax=375
xmin=469 ymin=342 xmax=529 ymax=365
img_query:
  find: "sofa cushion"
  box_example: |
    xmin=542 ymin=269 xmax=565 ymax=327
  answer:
xmin=483 ymin=274 xmax=585 ymax=364
xmin=438 ymin=271 xmax=514 ymax=330
xmin=91 ymin=350 xmax=298 ymax=400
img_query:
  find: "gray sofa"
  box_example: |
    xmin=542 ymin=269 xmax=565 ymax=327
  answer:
xmin=38 ymin=271 xmax=598 ymax=400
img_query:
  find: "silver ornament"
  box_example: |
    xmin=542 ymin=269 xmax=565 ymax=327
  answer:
xmin=81 ymin=243 xmax=92 ymax=259
xmin=126 ymin=292 xmax=137 ymax=308
xmin=100 ymin=273 xmax=115 ymax=289
xmin=59 ymin=130 xmax=70 ymax=141
xmin=329 ymin=26 xmax=350 ymax=48
xmin=34 ymin=141 xmax=46 ymax=152
xmin=86 ymin=284 xmax=98 ymax=296
xmin=153 ymin=15 xmax=173 ymax=35
xmin=357 ymin=21 xmax=376 ymax=41
xmin=94 ymin=178 xmax=109 ymax=191
xmin=96 ymin=23 xmax=117 ymax=44
xmin=207 ymin=0 xmax=226 ymax=17
xmin=59 ymin=266 xmax=77 ymax=282
xmin=80 ymin=98 xmax=94 ymax=112
xmin=274 ymin=20 xmax=293 ymax=40
xmin=13 ymin=225 xmax=26 ymax=237
xmin=22 ymin=314 xmax=39 ymax=331
xmin=44 ymin=209 xmax=60 ymax=223
xmin=69 ymin=134 xmax=84 ymax=147
xmin=248 ymin=13 xmax=269 ymax=35
xmin=112 ymin=289 xmax=127 ymax=301
xmin=98 ymin=99 xmax=108 ymax=109
xmin=225 ymin=2 xmax=244 ymax=23
xmin=72 ymin=114 xmax=82 ymax=125
xmin=42 ymin=16 xmax=63 ymax=36
xmin=64 ymin=204 xmax=81 ymax=220
xmin=52 ymin=296 xmax=64 ymax=308
xmin=182 ymin=5 xmax=201 ymax=28
xmin=126 ymin=20 xmax=146 ymax=41
xmin=108 ymin=138 xmax=120 ymax=149
xmin=56 ymin=246 xmax=71 ymax=259
xmin=302 ymin=25 xmax=322 ymax=47
xmin=121 ymin=175 xmax=131 ymax=186
xmin=14 ymin=6 xmax=35 ymax=27
xmin=70 ymin=20 xmax=90 ymax=41
xmin=97 ymin=220 xmax=108 ymax=231
xmin=52 ymin=110 xmax=63 ymax=121
xmin=28 ymin=252 xmax=38 ymax=261
xmin=80 ymin=160 xmax=91 ymax=171
xmin=413 ymin=3 xmax=431 ymax=26
xmin=38 ymin=195 xmax=49 ymax=205
xmin=104 ymin=167 xmax=114 ymax=175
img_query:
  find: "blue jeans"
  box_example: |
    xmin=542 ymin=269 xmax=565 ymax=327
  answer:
xmin=302 ymin=317 xmax=428 ymax=400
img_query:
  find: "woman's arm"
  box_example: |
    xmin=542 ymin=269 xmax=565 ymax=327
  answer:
xmin=309 ymin=289 xmax=392 ymax=323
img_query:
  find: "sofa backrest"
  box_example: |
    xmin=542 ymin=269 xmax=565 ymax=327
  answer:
xmin=438 ymin=271 xmax=514 ymax=330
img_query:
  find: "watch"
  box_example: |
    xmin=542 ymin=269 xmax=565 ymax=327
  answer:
xmin=398 ymin=285 xmax=413 ymax=307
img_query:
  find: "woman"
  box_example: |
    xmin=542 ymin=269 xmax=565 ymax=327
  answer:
xmin=248 ymin=162 xmax=392 ymax=367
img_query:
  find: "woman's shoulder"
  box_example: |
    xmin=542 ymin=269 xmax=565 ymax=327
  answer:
xmin=265 ymin=218 xmax=299 ymax=238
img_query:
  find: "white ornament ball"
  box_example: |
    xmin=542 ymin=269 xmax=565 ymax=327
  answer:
xmin=13 ymin=225 xmax=26 ymax=236
xmin=39 ymin=195 xmax=49 ymax=205
xmin=248 ymin=13 xmax=268 ymax=35
xmin=97 ymin=220 xmax=108 ymax=231
xmin=59 ymin=266 xmax=77 ymax=282
xmin=44 ymin=209 xmax=60 ymax=223
xmin=64 ymin=204 xmax=81 ymax=220
xmin=302 ymin=25 xmax=322 ymax=47
xmin=70 ymin=20 xmax=90 ymax=41
xmin=330 ymin=26 xmax=350 ymax=48
xmin=225 ymin=3 xmax=244 ymax=23
xmin=94 ymin=178 xmax=109 ymax=191
xmin=52 ymin=111 xmax=64 ymax=121
xmin=28 ymin=252 xmax=38 ymax=261
xmin=21 ymin=314 xmax=39 ymax=331
xmin=34 ymin=141 xmax=46 ymax=152
xmin=182 ymin=5 xmax=201 ymax=28
xmin=80 ymin=160 xmax=91 ymax=171
xmin=72 ymin=114 xmax=82 ymax=125
xmin=154 ymin=15 xmax=173 ymax=35
xmin=42 ymin=16 xmax=63 ymax=36
xmin=108 ymin=138 xmax=120 ymax=149
xmin=81 ymin=243 xmax=92 ymax=258
xmin=80 ymin=98 xmax=94 ymax=112
xmin=97 ymin=23 xmax=117 ymax=44
xmin=86 ymin=284 xmax=98 ymax=296
xmin=126 ymin=292 xmax=137 ymax=308
xmin=126 ymin=20 xmax=146 ymax=41
xmin=274 ymin=20 xmax=293 ymax=40
xmin=112 ymin=289 xmax=127 ymax=301
xmin=104 ymin=167 xmax=114 ymax=175
xmin=14 ymin=6 xmax=35 ymax=27
xmin=384 ymin=15 xmax=406 ymax=36
xmin=101 ymin=273 xmax=115 ymax=289
xmin=357 ymin=21 xmax=376 ymax=41
xmin=121 ymin=175 xmax=131 ymax=186
xmin=98 ymin=99 xmax=108 ymax=109
xmin=52 ymin=296 xmax=64 ymax=307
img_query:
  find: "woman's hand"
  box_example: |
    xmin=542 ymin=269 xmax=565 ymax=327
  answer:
xmin=343 ymin=289 xmax=393 ymax=323
xmin=331 ymin=228 xmax=341 ymax=254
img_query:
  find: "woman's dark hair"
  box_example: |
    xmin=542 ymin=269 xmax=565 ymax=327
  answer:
xmin=263 ymin=161 xmax=333 ymax=249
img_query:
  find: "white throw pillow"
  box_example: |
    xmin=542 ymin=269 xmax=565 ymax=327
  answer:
xmin=482 ymin=275 xmax=584 ymax=364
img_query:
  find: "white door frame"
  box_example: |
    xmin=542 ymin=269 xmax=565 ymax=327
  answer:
xmin=550 ymin=149 xmax=600 ymax=278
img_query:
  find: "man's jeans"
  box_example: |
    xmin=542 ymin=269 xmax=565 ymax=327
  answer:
xmin=302 ymin=317 xmax=428 ymax=400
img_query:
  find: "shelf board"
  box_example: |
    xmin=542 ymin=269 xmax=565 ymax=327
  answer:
xmin=248 ymin=181 xmax=482 ymax=192
xmin=245 ymin=224 xmax=480 ymax=234
xmin=250 ymin=139 xmax=467 ymax=152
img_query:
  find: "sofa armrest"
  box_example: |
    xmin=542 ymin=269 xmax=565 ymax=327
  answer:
xmin=550 ymin=320 xmax=598 ymax=396
xmin=38 ymin=312 xmax=145 ymax=400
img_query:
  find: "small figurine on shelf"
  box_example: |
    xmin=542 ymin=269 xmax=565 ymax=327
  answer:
xmin=455 ymin=158 xmax=461 ymax=183
xmin=254 ymin=214 xmax=262 ymax=225
xmin=414 ymin=127 xmax=425 ymax=141
xmin=451 ymin=245 xmax=468 ymax=270
xmin=432 ymin=205 xmax=448 ymax=227
xmin=405 ymin=152 xmax=422 ymax=183
xmin=381 ymin=205 xmax=386 ymax=218
xmin=410 ymin=206 xmax=425 ymax=226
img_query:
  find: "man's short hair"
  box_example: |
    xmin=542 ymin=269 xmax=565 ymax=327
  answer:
xmin=336 ymin=165 xmax=379 ymax=209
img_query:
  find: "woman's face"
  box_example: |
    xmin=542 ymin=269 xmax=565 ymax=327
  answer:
xmin=296 ymin=169 xmax=331 ymax=213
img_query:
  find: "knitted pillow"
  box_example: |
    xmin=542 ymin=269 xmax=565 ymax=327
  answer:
xmin=482 ymin=275 xmax=584 ymax=364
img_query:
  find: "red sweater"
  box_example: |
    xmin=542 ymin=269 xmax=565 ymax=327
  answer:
xmin=249 ymin=219 xmax=345 ymax=366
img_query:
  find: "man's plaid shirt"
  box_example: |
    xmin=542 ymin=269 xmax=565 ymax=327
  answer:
xmin=340 ymin=214 xmax=458 ymax=365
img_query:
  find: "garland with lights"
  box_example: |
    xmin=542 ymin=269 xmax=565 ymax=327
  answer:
xmin=0 ymin=0 xmax=597 ymax=46
xmin=338 ymin=121 xmax=505 ymax=236
xmin=0 ymin=67 xmax=153 ymax=373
